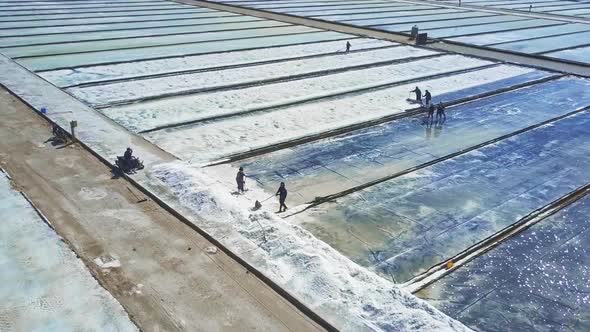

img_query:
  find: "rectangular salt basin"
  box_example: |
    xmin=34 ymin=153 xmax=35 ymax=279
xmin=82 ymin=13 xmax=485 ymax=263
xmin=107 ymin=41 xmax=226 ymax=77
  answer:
xmin=347 ymin=11 xmax=492 ymax=27
xmin=69 ymin=46 xmax=435 ymax=106
xmin=309 ymin=6 xmax=460 ymax=17
xmin=294 ymin=104 xmax=590 ymax=283
xmin=0 ymin=10 xmax=231 ymax=28
xmin=376 ymin=15 xmax=530 ymax=33
xmin=313 ymin=8 xmax=466 ymax=21
xmin=0 ymin=3 xmax=190 ymax=15
xmin=448 ymin=23 xmax=589 ymax=46
xmin=41 ymin=38 xmax=392 ymax=87
xmin=0 ymin=1 xmax=171 ymax=10
xmin=545 ymin=45 xmax=590 ymax=63
xmin=0 ymin=20 xmax=290 ymax=47
xmin=493 ymin=30 xmax=590 ymax=53
xmin=3 ymin=25 xmax=317 ymax=58
xmin=101 ymin=49 xmax=446 ymax=130
xmin=252 ymin=0 xmax=403 ymax=10
xmin=143 ymin=56 xmax=494 ymax=163
xmin=0 ymin=15 xmax=260 ymax=37
xmin=279 ymin=4 xmax=436 ymax=14
xmin=283 ymin=5 xmax=450 ymax=17
xmin=239 ymin=70 xmax=562 ymax=206
xmin=417 ymin=194 xmax=590 ymax=332
xmin=18 ymin=31 xmax=351 ymax=71
xmin=424 ymin=19 xmax=562 ymax=38
xmin=0 ymin=7 xmax=211 ymax=21
xmin=0 ymin=173 xmax=137 ymax=332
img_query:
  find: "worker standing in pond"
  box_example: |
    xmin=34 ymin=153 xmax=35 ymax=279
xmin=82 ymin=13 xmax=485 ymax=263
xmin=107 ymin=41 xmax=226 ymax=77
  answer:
xmin=427 ymin=103 xmax=435 ymax=124
xmin=436 ymin=102 xmax=446 ymax=122
xmin=276 ymin=182 xmax=288 ymax=212
xmin=236 ymin=167 xmax=246 ymax=193
xmin=423 ymin=90 xmax=432 ymax=106
xmin=411 ymin=86 xmax=422 ymax=103
xmin=346 ymin=41 xmax=351 ymax=53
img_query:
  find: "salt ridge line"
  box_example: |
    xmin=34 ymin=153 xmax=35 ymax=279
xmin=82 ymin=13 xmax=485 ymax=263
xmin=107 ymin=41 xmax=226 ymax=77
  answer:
xmin=8 ymin=26 xmax=321 ymax=59
xmin=134 ymin=57 xmax=491 ymax=134
xmin=56 ymin=40 xmax=395 ymax=89
xmin=205 ymin=73 xmax=563 ymax=166
xmin=287 ymin=97 xmax=589 ymax=218
xmin=0 ymin=16 xmax=263 ymax=38
xmin=86 ymin=49 xmax=445 ymax=108
xmin=0 ymin=9 xmax=226 ymax=25
xmin=0 ymin=21 xmax=292 ymax=48
xmin=403 ymin=179 xmax=590 ymax=294
xmin=24 ymin=31 xmax=350 ymax=71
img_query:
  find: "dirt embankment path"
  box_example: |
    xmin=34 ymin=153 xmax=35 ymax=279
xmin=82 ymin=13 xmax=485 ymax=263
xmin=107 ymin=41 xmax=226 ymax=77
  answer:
xmin=0 ymin=87 xmax=325 ymax=332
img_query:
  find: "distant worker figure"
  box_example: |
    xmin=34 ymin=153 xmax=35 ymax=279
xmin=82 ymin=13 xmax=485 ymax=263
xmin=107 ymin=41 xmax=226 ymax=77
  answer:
xmin=236 ymin=167 xmax=246 ymax=193
xmin=436 ymin=102 xmax=446 ymax=122
xmin=346 ymin=41 xmax=351 ymax=53
xmin=423 ymin=89 xmax=432 ymax=105
xmin=529 ymin=4 xmax=532 ymax=11
xmin=410 ymin=25 xmax=419 ymax=40
xmin=276 ymin=182 xmax=288 ymax=212
xmin=411 ymin=86 xmax=422 ymax=103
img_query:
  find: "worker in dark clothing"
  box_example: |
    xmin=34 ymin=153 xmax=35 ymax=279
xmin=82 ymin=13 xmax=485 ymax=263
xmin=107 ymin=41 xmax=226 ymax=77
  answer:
xmin=436 ymin=102 xmax=446 ymax=122
xmin=236 ymin=167 xmax=246 ymax=193
xmin=411 ymin=86 xmax=422 ymax=103
xmin=427 ymin=103 xmax=435 ymax=123
xmin=124 ymin=147 xmax=133 ymax=160
xmin=276 ymin=182 xmax=288 ymax=212
xmin=423 ymin=90 xmax=432 ymax=105
xmin=346 ymin=41 xmax=351 ymax=53
xmin=122 ymin=147 xmax=133 ymax=172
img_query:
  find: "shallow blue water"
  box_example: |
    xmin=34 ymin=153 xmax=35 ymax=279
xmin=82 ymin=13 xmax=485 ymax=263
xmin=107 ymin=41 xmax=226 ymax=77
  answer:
xmin=265 ymin=77 xmax=590 ymax=282
xmin=417 ymin=194 xmax=590 ymax=332
xmin=320 ymin=106 xmax=590 ymax=282
xmin=241 ymin=71 xmax=561 ymax=201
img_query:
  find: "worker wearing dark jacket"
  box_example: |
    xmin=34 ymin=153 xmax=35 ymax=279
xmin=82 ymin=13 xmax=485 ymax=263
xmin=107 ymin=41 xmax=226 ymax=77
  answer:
xmin=411 ymin=87 xmax=422 ymax=102
xmin=276 ymin=182 xmax=288 ymax=212
xmin=423 ymin=90 xmax=432 ymax=105
xmin=436 ymin=102 xmax=446 ymax=122
xmin=236 ymin=167 xmax=246 ymax=193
